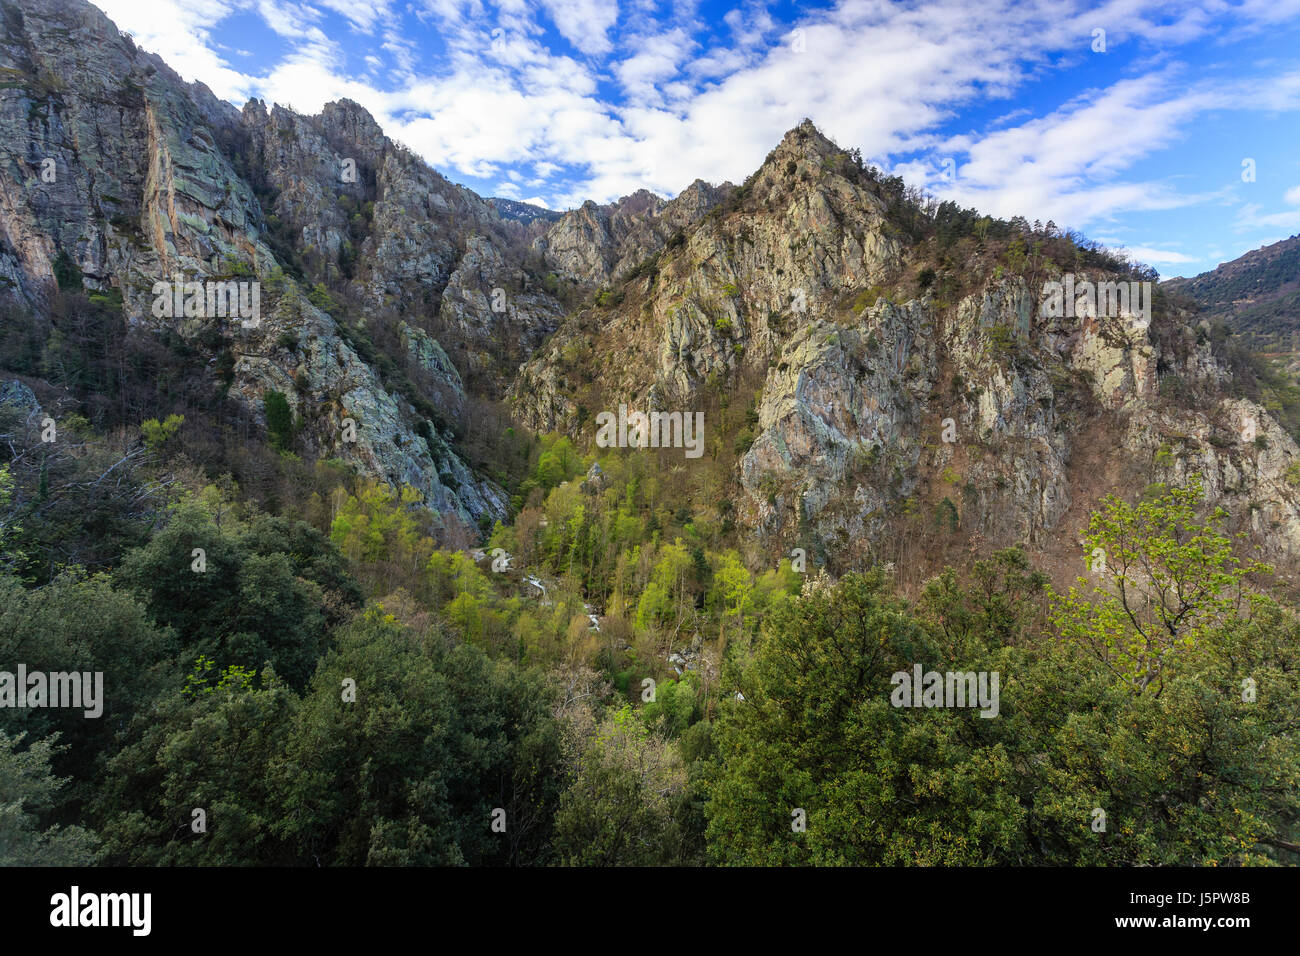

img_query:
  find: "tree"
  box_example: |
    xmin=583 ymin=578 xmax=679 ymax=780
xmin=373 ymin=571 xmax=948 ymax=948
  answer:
xmin=116 ymin=496 xmax=350 ymax=691
xmin=707 ymin=556 xmax=1300 ymax=866
xmin=920 ymin=546 xmax=1048 ymax=648
xmin=554 ymin=706 xmax=687 ymax=865
xmin=712 ymin=551 xmax=754 ymax=648
xmin=641 ymin=676 xmax=699 ymax=737
xmin=140 ymin=413 xmax=184 ymax=452
xmin=330 ymin=481 xmax=436 ymax=598
xmin=0 ymin=465 xmax=23 ymax=576
xmin=705 ymin=570 xmax=1019 ymax=865
xmin=93 ymin=663 xmax=297 ymax=865
xmin=1053 ymin=480 xmax=1268 ymax=692
xmin=0 ymin=570 xmax=176 ymax=816
xmin=264 ymin=389 xmax=293 ymax=451
xmin=0 ymin=731 xmax=97 ymax=865
xmin=272 ymin=611 xmax=563 ymax=865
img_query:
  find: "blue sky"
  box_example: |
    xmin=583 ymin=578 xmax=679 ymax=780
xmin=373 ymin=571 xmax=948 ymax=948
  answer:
xmin=96 ymin=0 xmax=1300 ymax=278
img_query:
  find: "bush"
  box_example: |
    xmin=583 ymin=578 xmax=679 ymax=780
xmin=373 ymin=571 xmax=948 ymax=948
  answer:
xmin=264 ymin=389 xmax=293 ymax=451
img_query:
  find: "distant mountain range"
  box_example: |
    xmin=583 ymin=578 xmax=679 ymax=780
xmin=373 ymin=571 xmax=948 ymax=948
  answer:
xmin=1166 ymin=235 xmax=1300 ymax=343
xmin=488 ymin=197 xmax=564 ymax=226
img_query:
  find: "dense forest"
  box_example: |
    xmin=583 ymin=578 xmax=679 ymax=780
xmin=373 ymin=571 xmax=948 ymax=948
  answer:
xmin=2 ymin=0 xmax=1299 ymax=870
xmin=2 ymin=362 xmax=1298 ymax=863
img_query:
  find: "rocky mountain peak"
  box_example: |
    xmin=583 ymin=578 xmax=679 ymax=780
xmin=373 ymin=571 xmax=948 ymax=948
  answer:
xmin=614 ymin=189 xmax=665 ymax=216
xmin=771 ymin=118 xmax=841 ymax=163
xmin=318 ymin=99 xmax=388 ymax=162
xmin=4 ymin=0 xmax=1299 ymax=583
xmin=512 ymin=116 xmax=1300 ymax=579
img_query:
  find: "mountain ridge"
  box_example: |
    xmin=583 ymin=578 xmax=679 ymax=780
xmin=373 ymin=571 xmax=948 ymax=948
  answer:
xmin=1 ymin=0 xmax=1297 ymax=582
xmin=1164 ymin=234 xmax=1300 ymax=342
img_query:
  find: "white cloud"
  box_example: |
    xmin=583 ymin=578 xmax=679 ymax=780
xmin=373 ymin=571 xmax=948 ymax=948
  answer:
xmin=90 ymin=0 xmax=1300 ymax=232
xmin=96 ymin=0 xmax=255 ymax=102
xmin=538 ymin=0 xmax=619 ymax=55
xmin=1236 ymin=203 xmax=1300 ymax=232
xmin=316 ymin=0 xmax=394 ymax=33
xmin=1112 ymin=245 xmax=1197 ymax=265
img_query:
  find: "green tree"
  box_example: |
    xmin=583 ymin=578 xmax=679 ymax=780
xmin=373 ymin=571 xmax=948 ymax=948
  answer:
xmin=116 ymin=497 xmax=348 ymax=690
xmin=272 ymin=611 xmax=563 ymax=865
xmin=140 ymin=413 xmax=184 ymax=452
xmin=712 ymin=551 xmax=754 ymax=648
xmin=0 ymin=464 xmax=23 ymax=576
xmin=641 ymin=676 xmax=699 ymax=737
xmin=0 ymin=731 xmax=97 ymax=865
xmin=264 ymin=389 xmax=293 ymax=451
xmin=1053 ymin=480 xmax=1267 ymax=691
xmin=0 ymin=570 xmax=175 ymax=815
xmin=93 ymin=663 xmax=297 ymax=865
xmin=705 ymin=570 xmax=1017 ymax=865
xmin=554 ymin=706 xmax=687 ymax=865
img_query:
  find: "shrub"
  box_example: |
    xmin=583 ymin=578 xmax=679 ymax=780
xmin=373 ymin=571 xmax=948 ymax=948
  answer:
xmin=264 ymin=390 xmax=293 ymax=451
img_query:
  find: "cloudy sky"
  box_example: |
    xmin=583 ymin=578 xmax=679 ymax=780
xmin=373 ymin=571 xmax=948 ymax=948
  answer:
xmin=96 ymin=0 xmax=1300 ymax=277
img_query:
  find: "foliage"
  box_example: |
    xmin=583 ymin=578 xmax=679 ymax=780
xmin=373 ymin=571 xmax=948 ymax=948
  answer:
xmin=1052 ymin=480 xmax=1268 ymax=692
xmin=554 ymin=706 xmax=688 ymax=865
xmin=0 ymin=731 xmax=97 ymax=865
xmin=272 ymin=611 xmax=563 ymax=865
xmin=140 ymin=413 xmax=184 ymax=451
xmin=264 ymin=390 xmax=293 ymax=451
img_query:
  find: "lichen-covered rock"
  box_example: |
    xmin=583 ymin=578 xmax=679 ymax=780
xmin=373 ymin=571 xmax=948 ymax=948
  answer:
xmin=0 ymin=0 xmax=509 ymax=525
xmin=534 ymin=180 xmax=730 ymax=288
xmin=514 ymin=121 xmax=1300 ymax=570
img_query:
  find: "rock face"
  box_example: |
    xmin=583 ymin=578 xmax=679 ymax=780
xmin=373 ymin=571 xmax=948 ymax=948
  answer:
xmin=513 ymin=121 xmax=1300 ymax=571
xmin=236 ymin=96 xmax=566 ymax=390
xmin=512 ymin=121 xmax=907 ymax=430
xmin=3 ymin=0 xmax=1298 ymax=566
xmin=0 ymin=378 xmax=40 ymax=422
xmin=0 ymin=0 xmax=541 ymax=527
xmin=533 ymin=180 xmax=731 ymax=288
xmin=0 ymin=0 xmax=259 ymax=304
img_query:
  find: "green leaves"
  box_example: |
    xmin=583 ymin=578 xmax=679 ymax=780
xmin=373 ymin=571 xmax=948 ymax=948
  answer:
xmin=139 ymin=413 xmax=184 ymax=452
xmin=704 ymin=537 xmax=1300 ymax=866
xmin=554 ymin=706 xmax=687 ymax=866
xmin=1053 ymin=479 xmax=1269 ymax=691
xmin=274 ymin=612 xmax=563 ymax=866
xmin=263 ymin=389 xmax=293 ymax=452
xmin=0 ymin=730 xmax=96 ymax=865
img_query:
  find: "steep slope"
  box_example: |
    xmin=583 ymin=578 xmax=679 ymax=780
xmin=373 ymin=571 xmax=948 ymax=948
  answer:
xmin=0 ymin=0 xmax=540 ymax=527
xmin=234 ymin=98 xmax=566 ymax=392
xmin=1165 ymin=235 xmax=1300 ymax=341
xmin=512 ymin=121 xmax=1300 ymax=576
xmin=4 ymin=0 xmax=1297 ymax=569
xmin=533 ymin=180 xmax=731 ymax=288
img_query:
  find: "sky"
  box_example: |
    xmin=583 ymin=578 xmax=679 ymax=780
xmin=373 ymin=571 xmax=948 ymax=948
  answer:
xmin=94 ymin=0 xmax=1300 ymax=278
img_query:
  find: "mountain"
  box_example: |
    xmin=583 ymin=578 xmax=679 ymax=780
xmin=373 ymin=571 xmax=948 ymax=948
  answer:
xmin=4 ymin=0 xmax=1300 ymax=874
xmin=1165 ymin=235 xmax=1300 ymax=343
xmin=512 ymin=120 xmax=1300 ymax=577
xmin=0 ymin=0 xmax=568 ymax=528
xmin=531 ymin=181 xmax=731 ymax=288
xmin=2 ymin=0 xmax=1298 ymax=580
xmin=488 ymin=197 xmax=563 ymax=226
